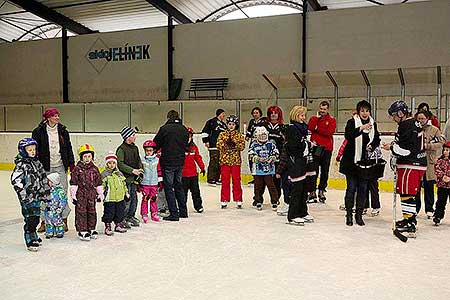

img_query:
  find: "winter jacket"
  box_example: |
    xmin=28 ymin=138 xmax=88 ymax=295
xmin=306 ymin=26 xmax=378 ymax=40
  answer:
xmin=201 ymin=117 xmax=226 ymax=149
xmin=47 ymin=185 xmax=68 ymax=213
xmin=154 ymin=118 xmax=189 ymax=168
xmin=263 ymin=121 xmax=284 ymax=152
xmin=101 ymin=168 xmax=128 ymax=202
xmin=11 ymin=155 xmax=50 ymax=205
xmin=435 ymin=157 xmax=450 ymax=189
xmin=421 ymin=123 xmax=445 ymax=181
xmin=183 ymin=144 xmax=205 ymax=177
xmin=216 ymin=130 xmax=245 ymax=166
xmin=70 ymin=161 xmax=102 ymax=204
xmin=339 ymin=117 xmax=380 ymax=176
xmin=276 ymin=144 xmax=288 ymax=175
xmin=308 ymin=114 xmax=336 ymax=151
xmin=246 ymin=118 xmax=265 ymax=140
xmin=336 ymin=139 xmax=348 ymax=162
xmin=141 ymin=155 xmax=162 ymax=186
xmin=116 ymin=142 xmax=143 ymax=184
xmin=284 ymin=122 xmax=309 ymax=182
xmin=248 ymin=140 xmax=279 ymax=175
xmin=390 ymin=118 xmax=427 ymax=167
xmin=32 ymin=122 xmax=75 ymax=172
xmin=430 ymin=115 xmax=440 ymax=129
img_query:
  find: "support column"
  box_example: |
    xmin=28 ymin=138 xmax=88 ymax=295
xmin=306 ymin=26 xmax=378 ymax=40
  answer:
xmin=62 ymin=28 xmax=69 ymax=103
xmin=168 ymin=15 xmax=174 ymax=100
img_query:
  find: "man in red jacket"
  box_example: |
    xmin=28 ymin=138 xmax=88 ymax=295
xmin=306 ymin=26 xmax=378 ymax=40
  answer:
xmin=307 ymin=101 xmax=336 ymax=203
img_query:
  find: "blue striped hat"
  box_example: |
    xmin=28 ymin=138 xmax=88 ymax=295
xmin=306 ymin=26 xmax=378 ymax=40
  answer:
xmin=121 ymin=127 xmax=136 ymax=140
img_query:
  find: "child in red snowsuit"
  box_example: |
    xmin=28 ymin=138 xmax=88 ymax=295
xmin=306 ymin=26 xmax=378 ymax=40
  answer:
xmin=182 ymin=127 xmax=206 ymax=213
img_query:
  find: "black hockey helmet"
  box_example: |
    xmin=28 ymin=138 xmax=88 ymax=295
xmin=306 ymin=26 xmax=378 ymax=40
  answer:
xmin=388 ymin=100 xmax=409 ymax=117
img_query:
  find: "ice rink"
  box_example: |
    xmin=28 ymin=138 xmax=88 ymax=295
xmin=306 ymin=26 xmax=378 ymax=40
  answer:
xmin=1 ymin=170 xmax=450 ymax=300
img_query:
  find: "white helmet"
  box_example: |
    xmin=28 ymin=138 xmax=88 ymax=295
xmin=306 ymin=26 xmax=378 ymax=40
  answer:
xmin=254 ymin=126 xmax=269 ymax=143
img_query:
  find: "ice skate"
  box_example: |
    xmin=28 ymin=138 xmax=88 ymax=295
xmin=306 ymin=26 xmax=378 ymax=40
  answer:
xmin=151 ymin=213 xmax=160 ymax=222
xmin=271 ymin=203 xmax=278 ymax=211
xmin=56 ymin=233 xmax=64 ymax=238
xmin=207 ymin=181 xmax=217 ymax=187
xmin=114 ymin=223 xmax=127 ymax=233
xmin=142 ymin=214 xmax=149 ymax=223
xmin=90 ymin=230 xmax=98 ymax=239
xmin=221 ymin=202 xmax=228 ymax=209
xmin=287 ymin=217 xmax=305 ymax=226
xmin=318 ymin=190 xmax=326 ymax=204
xmin=396 ymin=218 xmax=417 ymax=238
xmin=36 ymin=237 xmax=42 ymax=245
xmin=277 ymin=203 xmax=289 ymax=216
xmin=306 ymin=192 xmax=317 ymax=204
xmin=371 ymin=208 xmax=380 ymax=217
xmin=433 ymin=217 xmax=441 ymax=226
xmin=303 ymin=215 xmax=314 ymax=223
xmin=339 ymin=204 xmax=346 ymax=211
xmin=256 ymin=203 xmax=262 ymax=211
xmin=104 ymin=223 xmax=114 ymax=236
xmin=158 ymin=209 xmax=170 ymax=218
xmin=362 ymin=208 xmax=368 ymax=215
xmin=45 ymin=232 xmax=54 ymax=239
xmin=78 ymin=231 xmax=91 ymax=241
xmin=196 ymin=207 xmax=204 ymax=213
xmin=426 ymin=211 xmax=434 ymax=219
xmin=236 ymin=202 xmax=243 ymax=209
xmin=120 ymin=220 xmax=131 ymax=229
xmin=127 ymin=217 xmax=140 ymax=227
xmin=27 ymin=241 xmax=39 ymax=252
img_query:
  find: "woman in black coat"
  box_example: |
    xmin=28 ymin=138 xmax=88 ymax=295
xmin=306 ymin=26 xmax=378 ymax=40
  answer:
xmin=339 ymin=101 xmax=380 ymax=226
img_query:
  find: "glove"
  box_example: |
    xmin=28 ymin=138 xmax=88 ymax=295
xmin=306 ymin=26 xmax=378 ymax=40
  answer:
xmin=158 ymin=182 xmax=164 ymax=191
xmin=200 ymin=170 xmax=206 ymax=177
xmin=225 ymin=138 xmax=236 ymax=148
xmin=70 ymin=185 xmax=78 ymax=201
xmin=69 ymin=164 xmax=76 ymax=173
xmin=72 ymin=199 xmax=77 ymax=206
xmin=96 ymin=186 xmax=105 ymax=202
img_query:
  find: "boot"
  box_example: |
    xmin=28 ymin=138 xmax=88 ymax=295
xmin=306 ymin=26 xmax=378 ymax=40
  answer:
xmin=346 ymin=210 xmax=353 ymax=226
xmin=37 ymin=221 xmax=46 ymax=233
xmin=63 ymin=218 xmax=68 ymax=232
xmin=104 ymin=223 xmax=114 ymax=236
xmin=150 ymin=201 xmax=160 ymax=222
xmin=355 ymin=209 xmax=365 ymax=226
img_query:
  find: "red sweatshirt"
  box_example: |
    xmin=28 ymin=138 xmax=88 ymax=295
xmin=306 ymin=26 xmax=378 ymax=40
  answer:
xmin=308 ymin=114 xmax=336 ymax=151
xmin=182 ymin=144 xmax=205 ymax=177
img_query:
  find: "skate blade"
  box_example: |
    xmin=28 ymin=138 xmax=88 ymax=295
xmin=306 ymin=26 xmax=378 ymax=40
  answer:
xmin=286 ymin=221 xmax=305 ymax=226
xmin=277 ymin=212 xmax=287 ymax=216
xmin=406 ymin=232 xmax=417 ymax=238
xmin=371 ymin=213 xmax=380 ymax=217
xmin=304 ymin=220 xmax=314 ymax=223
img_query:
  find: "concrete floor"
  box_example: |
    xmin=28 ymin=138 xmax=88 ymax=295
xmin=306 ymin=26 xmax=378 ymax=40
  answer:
xmin=1 ymin=170 xmax=450 ymax=300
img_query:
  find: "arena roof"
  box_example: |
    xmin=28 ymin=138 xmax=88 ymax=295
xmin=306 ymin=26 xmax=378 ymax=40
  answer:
xmin=0 ymin=0 xmax=428 ymax=43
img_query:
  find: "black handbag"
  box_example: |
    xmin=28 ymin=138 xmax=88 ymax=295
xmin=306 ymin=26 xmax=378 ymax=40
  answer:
xmin=356 ymin=155 xmax=386 ymax=180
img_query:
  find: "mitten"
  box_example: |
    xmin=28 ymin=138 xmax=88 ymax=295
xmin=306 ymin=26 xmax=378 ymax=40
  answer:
xmin=96 ymin=186 xmax=105 ymax=202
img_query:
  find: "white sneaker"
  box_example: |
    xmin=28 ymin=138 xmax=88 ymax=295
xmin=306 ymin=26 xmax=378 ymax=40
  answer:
xmin=371 ymin=208 xmax=380 ymax=217
xmin=277 ymin=203 xmax=289 ymax=216
xmin=303 ymin=215 xmax=314 ymax=223
xmin=78 ymin=231 xmax=91 ymax=241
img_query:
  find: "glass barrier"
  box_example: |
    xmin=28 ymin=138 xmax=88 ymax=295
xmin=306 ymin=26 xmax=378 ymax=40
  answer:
xmin=6 ymin=105 xmax=42 ymax=132
xmin=183 ymin=100 xmax=236 ymax=133
xmin=85 ymin=103 xmax=129 ymax=133
xmin=132 ymin=101 xmax=180 ymax=133
xmin=0 ymin=106 xmax=4 ymax=131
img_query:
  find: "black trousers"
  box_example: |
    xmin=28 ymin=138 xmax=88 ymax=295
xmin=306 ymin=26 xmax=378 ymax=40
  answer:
xmin=21 ymin=202 xmax=40 ymax=247
xmin=287 ymin=180 xmax=308 ymax=221
xmin=313 ymin=149 xmax=332 ymax=191
xmin=365 ymin=179 xmax=381 ymax=209
xmin=434 ymin=187 xmax=450 ymax=219
xmin=207 ymin=149 xmax=220 ymax=183
xmin=182 ymin=175 xmax=203 ymax=211
xmin=102 ymin=201 xmax=126 ymax=224
xmin=415 ymin=174 xmax=435 ymax=213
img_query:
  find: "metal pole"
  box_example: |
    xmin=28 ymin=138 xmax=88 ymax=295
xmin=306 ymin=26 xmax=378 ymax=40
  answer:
xmin=437 ymin=66 xmax=442 ymax=123
xmin=167 ymin=16 xmax=174 ymax=100
xmin=398 ymin=68 xmax=405 ymax=102
xmin=62 ymin=28 xmax=69 ymax=103
xmin=446 ymin=94 xmax=449 ymax=120
xmin=179 ymin=102 xmax=184 ymax=120
xmin=373 ymin=97 xmax=378 ymax=121
xmin=82 ymin=104 xmax=86 ymax=133
xmin=235 ymin=100 xmax=241 ymax=127
xmin=301 ymin=0 xmax=307 ymax=99
xmin=128 ymin=103 xmax=132 ymax=128
xmin=411 ymin=97 xmax=416 ymax=115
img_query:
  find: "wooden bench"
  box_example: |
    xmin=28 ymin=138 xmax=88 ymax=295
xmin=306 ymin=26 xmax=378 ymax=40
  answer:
xmin=186 ymin=78 xmax=228 ymax=100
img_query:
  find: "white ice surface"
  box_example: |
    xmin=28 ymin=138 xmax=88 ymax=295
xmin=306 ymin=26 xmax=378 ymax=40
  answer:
xmin=1 ymin=170 xmax=450 ymax=300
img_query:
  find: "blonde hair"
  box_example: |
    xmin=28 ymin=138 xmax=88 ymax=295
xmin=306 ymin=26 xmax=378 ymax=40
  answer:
xmin=289 ymin=105 xmax=307 ymax=122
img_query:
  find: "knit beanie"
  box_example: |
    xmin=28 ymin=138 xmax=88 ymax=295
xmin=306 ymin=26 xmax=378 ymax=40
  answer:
xmin=47 ymin=172 xmax=60 ymax=185
xmin=43 ymin=108 xmax=60 ymax=120
xmin=121 ymin=127 xmax=136 ymax=140
xmin=105 ymin=151 xmax=117 ymax=164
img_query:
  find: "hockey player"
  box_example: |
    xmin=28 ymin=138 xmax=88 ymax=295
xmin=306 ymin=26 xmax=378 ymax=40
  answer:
xmin=382 ymin=100 xmax=427 ymax=236
xmin=248 ymin=126 xmax=279 ymax=210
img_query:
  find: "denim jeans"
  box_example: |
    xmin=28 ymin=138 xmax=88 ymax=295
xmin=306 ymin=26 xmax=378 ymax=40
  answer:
xmin=125 ymin=183 xmax=138 ymax=219
xmin=163 ymin=166 xmax=187 ymax=218
xmin=344 ymin=175 xmax=368 ymax=211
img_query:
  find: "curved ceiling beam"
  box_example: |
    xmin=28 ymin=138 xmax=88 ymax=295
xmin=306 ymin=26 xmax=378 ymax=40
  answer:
xmin=8 ymin=0 xmax=96 ymax=34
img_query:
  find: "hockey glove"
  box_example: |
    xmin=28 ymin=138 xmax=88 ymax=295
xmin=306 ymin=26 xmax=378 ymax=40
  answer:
xmin=200 ymin=170 xmax=206 ymax=177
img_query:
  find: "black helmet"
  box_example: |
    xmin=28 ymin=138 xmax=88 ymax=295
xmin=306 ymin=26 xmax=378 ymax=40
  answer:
xmin=388 ymin=100 xmax=409 ymax=116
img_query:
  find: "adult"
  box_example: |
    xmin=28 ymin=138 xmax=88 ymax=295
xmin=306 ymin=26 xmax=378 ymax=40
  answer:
xmin=414 ymin=110 xmax=445 ymax=217
xmin=307 ymin=101 xmax=336 ymax=203
xmin=201 ymin=109 xmax=226 ymax=186
xmin=417 ymin=102 xmax=440 ymax=129
xmin=339 ymin=100 xmax=380 ymax=226
xmin=444 ymin=118 xmax=450 ymax=141
xmin=154 ymin=110 xmax=189 ymax=221
xmin=246 ymin=107 xmax=265 ymax=185
xmin=32 ymin=107 xmax=75 ymax=232
xmin=382 ymin=100 xmax=427 ymax=236
xmin=116 ymin=127 xmax=143 ymax=227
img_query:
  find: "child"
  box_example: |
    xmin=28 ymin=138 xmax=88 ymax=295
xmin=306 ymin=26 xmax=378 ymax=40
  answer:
xmin=101 ymin=151 xmax=128 ymax=235
xmin=140 ymin=140 xmax=162 ymax=223
xmin=216 ymin=115 xmax=245 ymax=209
xmin=70 ymin=144 xmax=104 ymax=241
xmin=11 ymin=138 xmax=50 ymax=251
xmin=433 ymin=141 xmax=450 ymax=226
xmin=248 ymin=126 xmax=279 ymax=210
xmin=45 ymin=173 xmax=68 ymax=239
xmin=182 ymin=127 xmax=206 ymax=213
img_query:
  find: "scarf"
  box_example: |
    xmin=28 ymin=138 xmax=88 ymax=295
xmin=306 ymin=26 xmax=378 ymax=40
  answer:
xmin=354 ymin=115 xmax=374 ymax=164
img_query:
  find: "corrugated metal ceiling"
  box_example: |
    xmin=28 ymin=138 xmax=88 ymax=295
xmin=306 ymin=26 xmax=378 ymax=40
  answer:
xmin=0 ymin=0 xmax=429 ymax=42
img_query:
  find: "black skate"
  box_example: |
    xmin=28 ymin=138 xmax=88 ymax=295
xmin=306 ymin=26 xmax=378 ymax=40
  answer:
xmin=306 ymin=192 xmax=318 ymax=204
xmin=318 ymin=190 xmax=326 ymax=204
xmin=396 ymin=218 xmax=417 ymax=238
xmin=433 ymin=217 xmax=441 ymax=226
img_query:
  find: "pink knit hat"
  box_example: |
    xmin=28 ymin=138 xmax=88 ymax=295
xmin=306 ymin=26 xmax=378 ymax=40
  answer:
xmin=105 ymin=151 xmax=117 ymax=164
xmin=43 ymin=108 xmax=60 ymax=120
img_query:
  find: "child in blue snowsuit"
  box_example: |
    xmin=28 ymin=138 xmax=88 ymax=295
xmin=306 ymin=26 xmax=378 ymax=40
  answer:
xmin=11 ymin=138 xmax=50 ymax=251
xmin=45 ymin=173 xmax=68 ymax=239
